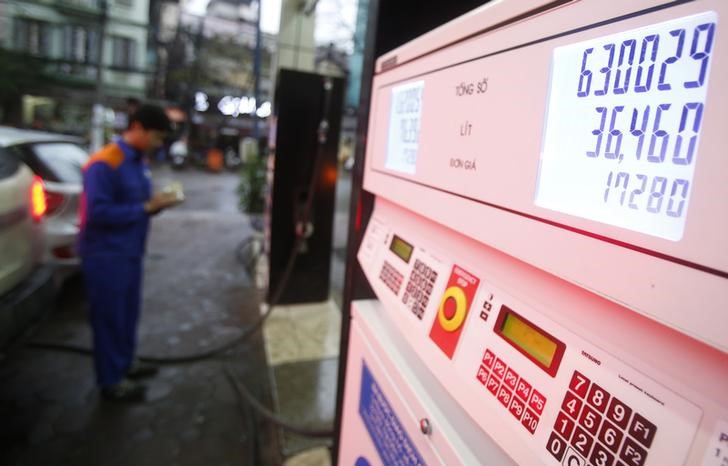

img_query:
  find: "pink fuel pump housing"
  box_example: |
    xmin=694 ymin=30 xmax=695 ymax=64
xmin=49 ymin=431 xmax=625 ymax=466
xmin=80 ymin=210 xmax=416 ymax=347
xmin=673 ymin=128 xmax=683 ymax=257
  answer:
xmin=338 ymin=1 xmax=728 ymax=465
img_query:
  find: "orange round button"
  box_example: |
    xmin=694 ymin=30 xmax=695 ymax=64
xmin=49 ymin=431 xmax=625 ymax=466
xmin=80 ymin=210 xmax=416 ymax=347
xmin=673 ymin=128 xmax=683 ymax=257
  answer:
xmin=437 ymin=286 xmax=467 ymax=332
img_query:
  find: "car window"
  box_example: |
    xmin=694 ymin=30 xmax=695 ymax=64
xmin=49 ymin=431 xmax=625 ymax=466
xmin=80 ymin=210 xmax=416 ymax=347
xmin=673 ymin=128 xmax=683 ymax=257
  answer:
xmin=30 ymin=142 xmax=88 ymax=184
xmin=0 ymin=147 xmax=20 ymax=180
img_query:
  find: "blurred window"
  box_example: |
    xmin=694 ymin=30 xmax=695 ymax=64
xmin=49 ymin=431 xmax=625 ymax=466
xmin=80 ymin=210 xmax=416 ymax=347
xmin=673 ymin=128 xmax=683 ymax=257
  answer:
xmin=31 ymin=143 xmax=88 ymax=184
xmin=64 ymin=26 xmax=99 ymax=64
xmin=14 ymin=18 xmax=50 ymax=56
xmin=111 ymin=36 xmax=136 ymax=69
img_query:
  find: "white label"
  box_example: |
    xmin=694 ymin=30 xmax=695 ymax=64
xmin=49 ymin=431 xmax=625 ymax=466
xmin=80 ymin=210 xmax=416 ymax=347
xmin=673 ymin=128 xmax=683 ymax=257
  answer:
xmin=386 ymin=80 xmax=425 ymax=175
xmin=536 ymin=11 xmax=718 ymax=241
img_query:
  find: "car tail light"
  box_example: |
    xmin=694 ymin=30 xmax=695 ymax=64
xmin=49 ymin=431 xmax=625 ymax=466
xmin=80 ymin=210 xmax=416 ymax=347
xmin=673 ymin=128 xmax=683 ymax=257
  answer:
xmin=30 ymin=176 xmax=47 ymax=221
xmin=45 ymin=190 xmax=66 ymax=216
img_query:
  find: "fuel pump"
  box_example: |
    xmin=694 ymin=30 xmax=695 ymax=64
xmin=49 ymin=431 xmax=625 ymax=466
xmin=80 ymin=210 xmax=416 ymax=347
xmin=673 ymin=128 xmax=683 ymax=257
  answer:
xmin=336 ymin=1 xmax=728 ymax=465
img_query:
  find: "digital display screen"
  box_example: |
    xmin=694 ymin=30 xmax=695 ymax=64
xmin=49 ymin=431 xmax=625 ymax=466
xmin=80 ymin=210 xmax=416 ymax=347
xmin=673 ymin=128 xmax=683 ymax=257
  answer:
xmin=495 ymin=306 xmax=565 ymax=376
xmin=389 ymin=235 xmax=413 ymax=263
xmin=386 ymin=80 xmax=424 ymax=175
xmin=536 ymin=11 xmax=717 ymax=241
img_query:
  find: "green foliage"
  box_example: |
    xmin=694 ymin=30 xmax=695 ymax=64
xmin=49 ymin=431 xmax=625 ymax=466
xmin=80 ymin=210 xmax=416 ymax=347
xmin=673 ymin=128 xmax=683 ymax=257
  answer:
xmin=238 ymin=150 xmax=267 ymax=214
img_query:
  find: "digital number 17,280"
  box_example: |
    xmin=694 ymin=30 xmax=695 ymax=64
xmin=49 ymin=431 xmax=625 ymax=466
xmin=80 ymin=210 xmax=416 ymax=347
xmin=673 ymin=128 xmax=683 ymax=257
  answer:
xmin=604 ymin=171 xmax=689 ymax=218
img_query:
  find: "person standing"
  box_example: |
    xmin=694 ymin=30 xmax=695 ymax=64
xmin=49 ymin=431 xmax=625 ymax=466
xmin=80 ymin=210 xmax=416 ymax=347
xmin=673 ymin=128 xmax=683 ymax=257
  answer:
xmin=79 ymin=104 xmax=181 ymax=402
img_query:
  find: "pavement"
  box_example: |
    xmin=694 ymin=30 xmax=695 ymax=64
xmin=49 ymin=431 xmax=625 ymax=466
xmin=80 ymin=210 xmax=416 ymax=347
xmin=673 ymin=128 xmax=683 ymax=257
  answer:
xmin=0 ymin=163 xmax=352 ymax=466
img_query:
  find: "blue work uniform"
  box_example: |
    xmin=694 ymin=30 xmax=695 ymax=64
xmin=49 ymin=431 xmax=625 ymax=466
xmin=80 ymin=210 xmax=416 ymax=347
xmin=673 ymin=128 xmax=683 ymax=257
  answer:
xmin=78 ymin=140 xmax=151 ymax=387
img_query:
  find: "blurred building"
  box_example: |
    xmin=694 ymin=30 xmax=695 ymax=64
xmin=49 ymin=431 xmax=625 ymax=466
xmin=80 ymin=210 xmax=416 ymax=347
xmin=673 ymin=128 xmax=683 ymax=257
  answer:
xmin=0 ymin=0 xmax=150 ymax=136
xmin=147 ymin=0 xmax=280 ymax=153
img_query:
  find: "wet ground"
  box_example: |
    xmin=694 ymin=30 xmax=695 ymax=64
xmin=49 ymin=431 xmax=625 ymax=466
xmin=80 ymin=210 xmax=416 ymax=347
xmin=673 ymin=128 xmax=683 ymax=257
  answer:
xmin=0 ymin=163 xmax=351 ymax=465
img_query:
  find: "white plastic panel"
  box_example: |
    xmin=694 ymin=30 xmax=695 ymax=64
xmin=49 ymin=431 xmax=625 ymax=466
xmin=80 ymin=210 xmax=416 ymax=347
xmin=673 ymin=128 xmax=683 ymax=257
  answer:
xmin=363 ymin=0 xmax=728 ymax=350
xmin=338 ymin=302 xmax=515 ymax=465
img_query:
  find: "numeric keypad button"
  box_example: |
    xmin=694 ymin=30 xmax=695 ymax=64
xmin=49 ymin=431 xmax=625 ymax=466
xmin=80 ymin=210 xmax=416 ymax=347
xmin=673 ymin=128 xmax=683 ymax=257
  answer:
xmin=569 ymin=371 xmax=591 ymax=398
xmin=628 ymin=413 xmax=656 ymax=449
xmin=554 ymin=411 xmax=576 ymax=440
xmin=546 ymin=432 xmax=567 ymax=462
xmin=571 ymin=425 xmax=594 ymax=458
xmin=587 ymin=383 xmax=611 ymax=413
xmin=598 ymin=419 xmax=624 ymax=453
xmin=578 ymin=403 xmax=603 ymax=436
xmin=562 ymin=390 xmax=583 ymax=420
xmin=591 ymin=442 xmax=616 ymax=466
xmin=606 ymin=397 xmax=632 ymax=430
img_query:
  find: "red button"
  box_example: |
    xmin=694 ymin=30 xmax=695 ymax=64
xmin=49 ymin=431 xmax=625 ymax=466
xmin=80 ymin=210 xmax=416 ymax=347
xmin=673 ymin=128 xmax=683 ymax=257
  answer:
xmin=587 ymin=383 xmax=611 ymax=413
xmin=546 ymin=432 xmax=568 ymax=462
xmin=569 ymin=371 xmax=591 ymax=398
xmin=486 ymin=373 xmax=500 ymax=396
xmin=571 ymin=425 xmax=594 ymax=458
xmin=554 ymin=411 xmax=576 ymax=440
xmin=598 ymin=420 xmax=624 ymax=453
xmin=521 ymin=408 xmax=539 ymax=434
xmin=482 ymin=349 xmax=495 ymax=368
xmin=578 ymin=403 xmax=603 ymax=436
xmin=620 ymin=437 xmax=647 ymax=466
xmin=628 ymin=413 xmax=656 ymax=449
xmin=590 ymin=441 xmax=616 ymax=466
xmin=606 ymin=397 xmax=632 ymax=430
xmin=504 ymin=368 xmax=519 ymax=390
xmin=509 ymin=396 xmax=526 ymax=420
xmin=529 ymin=388 xmax=546 ymax=415
xmin=497 ymin=386 xmax=513 ymax=408
xmin=493 ymin=358 xmax=507 ymax=379
xmin=515 ymin=378 xmax=532 ymax=402
xmin=476 ymin=365 xmax=489 ymax=385
xmin=562 ymin=391 xmax=583 ymax=419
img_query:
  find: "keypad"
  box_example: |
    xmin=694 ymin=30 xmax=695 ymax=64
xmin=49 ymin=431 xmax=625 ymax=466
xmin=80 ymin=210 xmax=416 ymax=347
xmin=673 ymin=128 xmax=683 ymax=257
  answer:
xmin=546 ymin=371 xmax=657 ymax=466
xmin=475 ymin=348 xmax=546 ymax=435
xmin=379 ymin=261 xmax=403 ymax=295
xmin=402 ymin=259 xmax=437 ymax=320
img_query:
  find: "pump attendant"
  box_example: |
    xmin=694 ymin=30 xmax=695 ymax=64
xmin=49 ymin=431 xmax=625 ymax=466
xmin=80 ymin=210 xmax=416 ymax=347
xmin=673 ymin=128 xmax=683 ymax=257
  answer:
xmin=79 ymin=104 xmax=181 ymax=402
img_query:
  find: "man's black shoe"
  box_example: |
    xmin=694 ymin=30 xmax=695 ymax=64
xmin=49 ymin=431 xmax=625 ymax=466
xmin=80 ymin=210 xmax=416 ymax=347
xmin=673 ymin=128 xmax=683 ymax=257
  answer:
xmin=101 ymin=379 xmax=146 ymax=402
xmin=126 ymin=360 xmax=159 ymax=380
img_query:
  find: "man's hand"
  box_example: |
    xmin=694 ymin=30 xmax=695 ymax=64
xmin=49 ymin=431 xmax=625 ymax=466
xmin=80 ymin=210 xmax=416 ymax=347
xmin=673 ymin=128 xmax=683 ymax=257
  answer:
xmin=144 ymin=192 xmax=182 ymax=215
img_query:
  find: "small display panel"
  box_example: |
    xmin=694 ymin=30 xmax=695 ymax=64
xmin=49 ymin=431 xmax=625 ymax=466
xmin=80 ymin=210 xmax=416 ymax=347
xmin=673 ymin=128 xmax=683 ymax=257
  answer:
xmin=389 ymin=234 xmax=414 ymax=263
xmin=494 ymin=306 xmax=565 ymax=377
xmin=536 ymin=11 xmax=717 ymax=241
xmin=386 ymin=80 xmax=424 ymax=175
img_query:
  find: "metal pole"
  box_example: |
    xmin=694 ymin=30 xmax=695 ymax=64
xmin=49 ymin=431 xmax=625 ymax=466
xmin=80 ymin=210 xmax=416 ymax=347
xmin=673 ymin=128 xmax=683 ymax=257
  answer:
xmin=91 ymin=0 xmax=107 ymax=152
xmin=252 ymin=0 xmax=262 ymax=140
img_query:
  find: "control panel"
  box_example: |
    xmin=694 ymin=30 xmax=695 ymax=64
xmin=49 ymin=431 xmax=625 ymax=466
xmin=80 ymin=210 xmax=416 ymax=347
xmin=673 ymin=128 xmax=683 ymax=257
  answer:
xmin=357 ymin=198 xmax=727 ymax=466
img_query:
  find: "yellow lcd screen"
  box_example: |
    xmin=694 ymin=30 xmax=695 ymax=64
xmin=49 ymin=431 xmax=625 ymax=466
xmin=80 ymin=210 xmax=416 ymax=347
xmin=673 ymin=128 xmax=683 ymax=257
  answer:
xmin=500 ymin=310 xmax=558 ymax=369
xmin=389 ymin=235 xmax=413 ymax=263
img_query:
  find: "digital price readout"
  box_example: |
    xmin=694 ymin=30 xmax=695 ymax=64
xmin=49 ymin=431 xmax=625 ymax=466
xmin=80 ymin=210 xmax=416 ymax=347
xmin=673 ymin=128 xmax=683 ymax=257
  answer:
xmin=389 ymin=234 xmax=414 ymax=263
xmin=536 ymin=11 xmax=717 ymax=241
xmin=386 ymin=80 xmax=424 ymax=175
xmin=494 ymin=306 xmax=565 ymax=377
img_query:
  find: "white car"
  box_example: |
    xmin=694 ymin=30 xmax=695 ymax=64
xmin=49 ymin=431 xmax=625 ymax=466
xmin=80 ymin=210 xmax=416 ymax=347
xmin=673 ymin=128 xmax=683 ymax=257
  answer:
xmin=0 ymin=126 xmax=88 ymax=268
xmin=0 ymin=144 xmax=54 ymax=347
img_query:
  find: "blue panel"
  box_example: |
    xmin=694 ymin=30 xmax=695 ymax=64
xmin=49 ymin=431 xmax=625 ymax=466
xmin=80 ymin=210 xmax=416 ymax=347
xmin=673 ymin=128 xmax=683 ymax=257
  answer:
xmin=359 ymin=362 xmax=426 ymax=466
